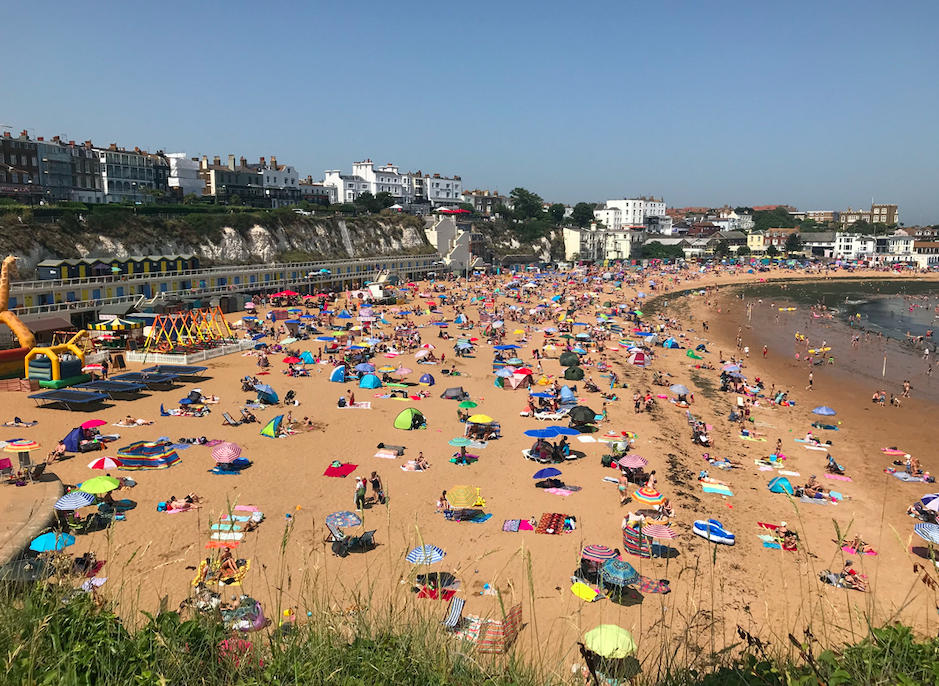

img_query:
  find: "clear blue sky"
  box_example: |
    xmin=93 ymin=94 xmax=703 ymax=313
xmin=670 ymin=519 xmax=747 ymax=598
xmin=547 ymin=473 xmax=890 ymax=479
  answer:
xmin=5 ymin=1 xmax=938 ymax=223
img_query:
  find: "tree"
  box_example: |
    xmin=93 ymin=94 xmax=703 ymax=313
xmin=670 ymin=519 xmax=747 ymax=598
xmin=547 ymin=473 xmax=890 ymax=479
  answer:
xmin=766 ymin=244 xmax=780 ymax=257
xmin=548 ymin=203 xmax=567 ymax=224
xmin=799 ymin=219 xmax=820 ymax=232
xmin=642 ymin=242 xmax=684 ymax=260
xmin=509 ymin=188 xmax=544 ymax=221
xmin=374 ymin=191 xmax=395 ymax=211
xmin=571 ymin=202 xmax=596 ymax=228
xmin=182 ymin=193 xmax=199 ymax=205
xmin=228 ymin=194 xmax=243 ymax=206
xmin=784 ymin=232 xmax=802 ymax=253
xmin=458 ymin=202 xmax=475 ymax=213
xmin=753 ymin=207 xmax=798 ymax=233
xmin=713 ymin=240 xmax=730 ymax=258
xmin=737 ymin=245 xmax=751 ymax=257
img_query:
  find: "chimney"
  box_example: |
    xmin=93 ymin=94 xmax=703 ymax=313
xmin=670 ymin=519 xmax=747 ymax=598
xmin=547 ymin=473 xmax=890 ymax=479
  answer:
xmin=227 ymin=154 xmax=235 ymax=171
xmin=201 ymin=155 xmax=209 ymax=170
xmin=213 ymin=156 xmax=221 ymax=166
xmin=20 ymin=130 xmax=28 ymax=138
xmin=109 ymin=143 xmax=118 ymax=151
xmin=84 ymin=140 xmax=92 ymax=149
xmin=240 ymin=156 xmax=247 ymax=168
xmin=68 ymin=141 xmax=75 ymax=146
xmin=2 ymin=132 xmax=10 ymax=138
xmin=270 ymin=155 xmax=277 ymax=169
xmin=38 ymin=137 xmax=44 ymax=141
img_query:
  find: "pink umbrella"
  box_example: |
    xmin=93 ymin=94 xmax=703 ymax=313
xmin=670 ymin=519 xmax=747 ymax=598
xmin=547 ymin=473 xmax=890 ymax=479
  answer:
xmin=212 ymin=442 xmax=242 ymax=464
xmin=81 ymin=419 xmax=107 ymax=429
xmin=393 ymin=367 xmax=413 ymax=377
xmin=618 ymin=455 xmax=648 ymax=469
xmin=88 ymin=456 xmax=123 ymax=470
xmin=641 ymin=524 xmax=677 ymax=540
xmin=581 ymin=544 xmax=618 ymax=562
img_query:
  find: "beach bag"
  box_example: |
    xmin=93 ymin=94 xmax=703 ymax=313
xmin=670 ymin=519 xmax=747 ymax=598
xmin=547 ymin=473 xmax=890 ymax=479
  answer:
xmin=337 ymin=397 xmax=347 ymax=408
xmin=601 ymin=454 xmax=614 ymax=468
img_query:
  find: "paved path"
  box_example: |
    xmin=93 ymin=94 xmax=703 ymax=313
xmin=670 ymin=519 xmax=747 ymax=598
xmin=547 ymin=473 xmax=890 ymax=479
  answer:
xmin=0 ymin=471 xmax=63 ymax=565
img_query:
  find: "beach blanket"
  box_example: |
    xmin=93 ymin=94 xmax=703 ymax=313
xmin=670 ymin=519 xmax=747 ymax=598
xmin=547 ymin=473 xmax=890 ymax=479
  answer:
xmin=803 ymin=445 xmax=829 ymax=451
xmin=763 ymin=541 xmax=782 ymax=549
xmin=800 ymin=495 xmax=830 ymax=505
xmin=340 ymin=402 xmax=372 ymax=409
xmin=812 ymin=423 xmax=839 ymax=431
xmin=503 ymin=519 xmax=521 ymax=532
xmin=234 ymin=505 xmax=259 ymax=512
xmin=211 ymin=532 xmax=244 ymax=541
xmin=211 ymin=523 xmax=242 ymax=531
xmin=536 ymin=512 xmax=571 ymax=535
xmin=576 ymin=436 xmax=597 ymax=443
xmin=470 ymin=513 xmax=492 ymax=524
xmin=841 ymin=546 xmax=877 ymax=556
xmin=891 ymin=471 xmax=924 ymax=482
xmin=757 ymin=534 xmax=776 ymax=542
xmin=824 ymin=474 xmax=852 ymax=482
xmin=220 ymin=515 xmax=251 ymax=522
xmin=324 ymin=463 xmax=357 ymax=477
xmin=519 ymin=519 xmax=535 ymax=531
xmin=449 ymin=456 xmax=479 ymax=465
xmin=211 ymin=466 xmax=240 ymax=475
xmin=829 ymin=491 xmax=846 ymax=501
xmin=374 ymin=450 xmax=399 ymax=459
xmin=416 ymin=588 xmax=457 ymax=600
xmin=780 ymin=470 xmax=801 ymax=477
xmin=205 ymin=541 xmax=239 ymax=549
xmin=634 ymin=575 xmax=671 ymax=594
xmin=881 ymin=448 xmax=908 ymax=456
xmin=192 ymin=559 xmax=251 ymax=587
xmin=164 ymin=507 xmax=196 ymax=514
xmin=467 ymin=440 xmax=488 ymax=450
xmin=544 ymin=488 xmax=574 ymax=496
xmin=702 ymin=484 xmax=734 ymax=496
xmin=739 ymin=435 xmax=766 ymax=442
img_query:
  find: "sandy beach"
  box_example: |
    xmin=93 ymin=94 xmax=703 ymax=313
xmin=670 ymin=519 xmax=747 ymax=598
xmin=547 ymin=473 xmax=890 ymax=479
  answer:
xmin=5 ymin=265 xmax=939 ymax=665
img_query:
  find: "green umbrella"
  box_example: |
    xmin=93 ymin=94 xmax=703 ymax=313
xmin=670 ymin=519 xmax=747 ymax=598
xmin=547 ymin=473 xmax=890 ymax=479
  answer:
xmin=458 ymin=401 xmax=478 ymax=409
xmin=448 ymin=437 xmax=472 ymax=447
xmin=78 ymin=476 xmax=121 ymax=495
xmin=584 ymin=625 xmax=636 ymax=658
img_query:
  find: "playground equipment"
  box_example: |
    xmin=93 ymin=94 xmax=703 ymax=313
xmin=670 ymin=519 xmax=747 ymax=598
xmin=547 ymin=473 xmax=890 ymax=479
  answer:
xmin=0 ymin=256 xmax=36 ymax=378
xmin=24 ymin=330 xmax=88 ymax=387
xmin=144 ymin=307 xmax=235 ymax=353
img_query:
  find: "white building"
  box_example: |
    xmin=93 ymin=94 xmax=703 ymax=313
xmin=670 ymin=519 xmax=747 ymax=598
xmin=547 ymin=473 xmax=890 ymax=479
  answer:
xmin=562 ymin=226 xmax=643 ymax=262
xmin=423 ymin=215 xmax=484 ymax=274
xmin=834 ymin=233 xmax=876 ymax=261
xmin=257 ymin=156 xmax=300 ymax=207
xmin=324 ymin=160 xmax=463 ymax=207
xmin=593 ymin=203 xmax=623 ymax=231
xmin=95 ymin=144 xmax=156 ymax=203
xmin=165 ymin=153 xmax=205 ymax=198
xmin=603 ymin=197 xmax=666 ymax=227
xmin=420 ymin=172 xmax=462 ymax=207
xmin=717 ymin=208 xmax=755 ymax=232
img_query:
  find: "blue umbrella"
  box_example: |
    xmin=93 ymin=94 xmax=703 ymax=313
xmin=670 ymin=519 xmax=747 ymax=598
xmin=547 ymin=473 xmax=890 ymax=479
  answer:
xmin=600 ymin=558 xmax=640 ymax=587
xmin=348 ymin=345 xmax=368 ymax=350
xmin=317 ymin=336 xmax=337 ymax=342
xmin=255 ymin=384 xmax=274 ymax=396
xmin=54 ymin=491 xmax=96 ymax=511
xmin=493 ymin=344 xmax=520 ymax=350
xmin=30 ymin=532 xmax=76 ymax=553
xmin=573 ymin=347 xmax=588 ymax=354
xmin=525 ymin=428 xmax=557 ymax=439
xmin=300 ymin=314 xmax=317 ymax=319
xmin=506 ymin=358 xmax=524 ymax=365
xmin=495 ymin=368 xmax=514 ymax=378
xmin=406 ymin=545 xmax=445 ymax=564
xmin=812 ymin=406 xmax=836 ymax=416
xmin=456 ymin=342 xmax=473 ymax=349
xmin=355 ymin=363 xmax=375 ymax=372
xmin=637 ymin=292 xmax=646 ymax=298
xmin=533 ymin=467 xmax=562 ymax=479
xmin=529 ymin=392 xmax=554 ymax=399
xmin=915 ymin=523 xmax=939 ymax=545
xmin=546 ymin=426 xmax=580 ymax=436
xmin=326 ymin=511 xmax=362 ymax=528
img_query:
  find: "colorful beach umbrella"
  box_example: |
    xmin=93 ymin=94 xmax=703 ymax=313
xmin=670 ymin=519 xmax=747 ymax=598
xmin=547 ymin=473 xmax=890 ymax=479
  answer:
xmin=914 ymin=523 xmax=939 ymax=545
xmin=446 ymin=485 xmax=478 ymax=509
xmin=581 ymin=544 xmax=618 ymax=562
xmin=87 ymin=456 xmax=123 ymax=470
xmin=78 ymin=476 xmax=121 ymax=494
xmin=618 ymin=455 xmax=648 ymax=469
xmin=212 ymin=442 xmax=242 ymax=464
xmin=406 ymin=545 xmax=445 ymax=564
xmin=448 ymin=437 xmax=472 ymax=447
xmin=81 ymin=419 xmax=107 ymax=429
xmin=326 ymin=511 xmax=362 ymax=528
xmin=641 ymin=524 xmax=677 ymax=540
xmin=54 ymin=491 xmax=96 ymax=511
xmin=283 ymin=356 xmax=302 ymax=364
xmin=600 ymin=559 xmax=640 ymax=587
xmin=3 ymin=439 xmax=40 ymax=453
xmin=920 ymin=493 xmax=939 ymax=512
xmin=30 ymin=532 xmax=75 ymax=553
xmin=632 ymin=487 xmax=666 ymax=506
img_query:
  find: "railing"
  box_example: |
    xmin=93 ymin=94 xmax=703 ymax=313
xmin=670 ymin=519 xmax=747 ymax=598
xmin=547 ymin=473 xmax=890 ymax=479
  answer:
xmin=11 ymin=254 xmax=439 ymax=292
xmin=14 ymin=263 xmax=437 ymax=318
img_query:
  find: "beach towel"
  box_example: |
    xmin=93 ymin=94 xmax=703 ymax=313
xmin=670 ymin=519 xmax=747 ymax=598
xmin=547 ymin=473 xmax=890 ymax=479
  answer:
xmin=449 ymin=456 xmax=479 ymax=465
xmin=170 ymin=443 xmax=192 ymax=451
xmin=702 ymin=484 xmax=733 ymax=496
xmin=234 ymin=505 xmax=259 ymax=512
xmin=220 ymin=515 xmax=251 ymax=522
xmin=211 ymin=523 xmax=242 ymax=531
xmin=829 ymin=491 xmax=845 ymax=501
xmin=211 ymin=466 xmax=240 ymax=475
xmin=634 ymin=575 xmax=671 ymax=594
xmin=339 ymin=402 xmax=372 ymax=409
xmin=205 ymin=541 xmax=239 ymax=549
xmin=763 ymin=541 xmax=782 ymax=549
xmin=519 ymin=520 xmax=535 ymax=531
xmin=211 ymin=532 xmax=244 ymax=541
xmin=824 ymin=474 xmax=852 ymax=482
xmin=467 ymin=440 xmax=488 ymax=450
xmin=757 ymin=534 xmax=776 ymax=542
xmin=739 ymin=436 xmax=766 ymax=442
xmin=892 ymin=472 xmax=924 ymax=482
xmin=799 ymin=496 xmax=829 ymax=505
xmin=375 ymin=450 xmax=399 ymax=459
xmin=536 ymin=513 xmax=569 ymax=534
xmin=576 ymin=436 xmax=597 ymax=443
xmin=503 ymin=519 xmax=521 ymax=532
xmin=780 ymin=470 xmax=801 ymax=477
xmin=416 ymin=588 xmax=457 ymax=600
xmin=841 ymin=546 xmax=877 ymax=556
xmin=881 ymin=448 xmax=908 ymax=456
xmin=803 ymin=445 xmax=829 ymax=451
xmin=324 ymin=463 xmax=357 ymax=477
xmin=757 ymin=522 xmax=778 ymax=531
xmin=544 ymin=488 xmax=574 ymax=496
xmin=470 ymin=513 xmax=492 ymax=524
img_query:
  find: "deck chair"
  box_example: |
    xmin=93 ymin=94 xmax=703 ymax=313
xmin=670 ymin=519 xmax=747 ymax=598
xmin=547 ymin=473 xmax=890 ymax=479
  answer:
xmin=0 ymin=467 xmax=14 ymax=484
xmin=239 ymin=409 xmax=257 ymax=423
xmin=324 ymin=521 xmax=346 ymax=544
xmin=17 ymin=453 xmax=35 ymax=471
xmin=441 ymin=596 xmax=465 ymax=630
xmin=826 ymin=454 xmax=845 ymax=475
xmin=28 ymin=463 xmax=46 ymax=483
xmin=221 ymin=412 xmax=242 ymax=427
xmin=333 ymin=530 xmax=377 ymax=558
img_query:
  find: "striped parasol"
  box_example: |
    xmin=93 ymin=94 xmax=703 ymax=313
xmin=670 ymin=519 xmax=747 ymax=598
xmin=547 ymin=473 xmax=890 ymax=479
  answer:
xmin=3 ymin=439 xmax=41 ymax=453
xmin=54 ymin=491 xmax=97 ymax=511
xmin=581 ymin=544 xmax=618 ymax=562
xmin=618 ymin=455 xmax=648 ymax=469
xmin=87 ymin=456 xmax=123 ymax=470
xmin=446 ymin=485 xmax=477 ymax=509
xmin=914 ymin=522 xmax=939 ymax=545
xmin=632 ymin=487 xmax=666 ymax=506
xmin=641 ymin=523 xmax=678 ymax=540
xmin=212 ymin=442 xmax=242 ymax=464
xmin=406 ymin=545 xmax=445 ymax=564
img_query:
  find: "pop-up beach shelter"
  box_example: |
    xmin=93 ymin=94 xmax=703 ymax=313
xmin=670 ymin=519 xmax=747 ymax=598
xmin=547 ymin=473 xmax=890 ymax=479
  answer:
xmin=394 ymin=407 xmax=425 ymax=430
xmin=564 ymin=366 xmax=585 ymax=381
xmin=419 ymin=373 xmax=435 ymax=386
xmin=62 ymin=427 xmax=83 ymax=453
xmin=260 ymin=414 xmax=284 ymax=438
xmin=441 ymin=387 xmax=468 ymax=400
xmin=768 ymin=477 xmax=794 ymax=494
xmin=559 ymin=352 xmax=579 ymax=367
xmin=559 ymin=385 xmax=576 ymax=404
xmin=359 ymin=374 xmax=382 ymax=389
xmin=300 ymin=351 xmax=315 ymax=364
xmin=255 ymin=384 xmax=278 ymax=404
xmin=116 ymin=441 xmax=181 ymax=470
xmin=329 ymin=366 xmax=346 ymax=383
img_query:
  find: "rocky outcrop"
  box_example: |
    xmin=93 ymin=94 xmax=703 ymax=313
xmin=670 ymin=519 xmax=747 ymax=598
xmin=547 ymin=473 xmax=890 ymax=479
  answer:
xmin=0 ymin=214 xmax=434 ymax=271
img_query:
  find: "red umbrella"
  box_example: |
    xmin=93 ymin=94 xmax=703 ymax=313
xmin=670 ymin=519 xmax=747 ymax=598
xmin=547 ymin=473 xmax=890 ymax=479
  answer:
xmin=581 ymin=544 xmax=618 ymax=562
xmin=515 ymin=368 xmax=534 ymax=375
xmin=618 ymin=455 xmax=648 ymax=469
xmin=81 ymin=419 xmax=107 ymax=429
xmin=88 ymin=456 xmax=123 ymax=470
xmin=641 ymin=524 xmax=677 ymax=540
xmin=212 ymin=442 xmax=242 ymax=464
xmin=282 ymin=356 xmax=301 ymax=364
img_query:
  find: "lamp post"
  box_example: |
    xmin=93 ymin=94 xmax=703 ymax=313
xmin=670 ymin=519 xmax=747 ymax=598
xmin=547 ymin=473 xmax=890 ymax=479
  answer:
xmin=132 ymin=182 xmax=138 ymax=214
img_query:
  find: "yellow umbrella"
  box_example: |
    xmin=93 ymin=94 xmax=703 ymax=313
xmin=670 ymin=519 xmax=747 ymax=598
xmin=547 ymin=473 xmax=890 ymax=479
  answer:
xmin=513 ymin=329 xmax=525 ymax=334
xmin=467 ymin=414 xmax=492 ymax=424
xmin=584 ymin=625 xmax=636 ymax=658
xmin=446 ymin=485 xmax=477 ymax=509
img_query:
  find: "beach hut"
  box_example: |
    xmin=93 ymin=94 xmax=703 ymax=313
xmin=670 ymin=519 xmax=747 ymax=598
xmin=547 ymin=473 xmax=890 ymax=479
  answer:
xmin=359 ymin=374 xmax=382 ymax=389
xmin=116 ymin=442 xmax=181 ymax=470
xmin=328 ymin=366 xmax=346 ymax=383
xmin=419 ymin=373 xmax=435 ymax=386
xmin=394 ymin=407 xmax=425 ymax=430
xmin=260 ymin=414 xmax=284 ymax=438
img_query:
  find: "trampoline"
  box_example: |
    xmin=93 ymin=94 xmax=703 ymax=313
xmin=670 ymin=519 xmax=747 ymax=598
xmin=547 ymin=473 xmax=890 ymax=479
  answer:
xmin=141 ymin=365 xmax=208 ymax=378
xmin=75 ymin=380 xmax=147 ymax=400
xmin=111 ymin=372 xmax=179 ymax=390
xmin=28 ymin=389 xmax=109 ymax=411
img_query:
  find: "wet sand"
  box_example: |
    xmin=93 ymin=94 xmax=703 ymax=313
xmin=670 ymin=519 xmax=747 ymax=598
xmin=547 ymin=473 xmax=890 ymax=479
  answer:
xmin=4 ymin=267 xmax=939 ymax=665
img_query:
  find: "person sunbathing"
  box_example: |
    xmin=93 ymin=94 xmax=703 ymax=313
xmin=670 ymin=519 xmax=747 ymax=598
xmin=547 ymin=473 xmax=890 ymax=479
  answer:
xmin=849 ymin=534 xmax=874 ymax=554
xmin=415 ymin=453 xmax=430 ymax=470
xmin=46 ymin=440 xmax=67 ymax=463
xmin=117 ymin=415 xmax=154 ymax=427
xmin=219 ymin=549 xmax=240 ymax=579
xmin=841 ymin=561 xmax=868 ymax=591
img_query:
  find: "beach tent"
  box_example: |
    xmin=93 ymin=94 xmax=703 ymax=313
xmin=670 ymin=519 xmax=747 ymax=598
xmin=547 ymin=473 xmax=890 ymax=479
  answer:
xmin=564 ymin=366 xmax=585 ymax=381
xmin=441 ymin=387 xmax=469 ymax=400
xmin=300 ymin=351 xmax=315 ymax=364
xmin=62 ymin=427 xmax=84 ymax=453
xmin=686 ymin=350 xmax=703 ymax=360
xmin=115 ymin=441 xmax=181 ymax=470
xmin=260 ymin=414 xmax=284 ymax=438
xmin=457 ymin=603 xmax=523 ymax=654
xmin=767 ymin=477 xmax=794 ymax=495
xmin=394 ymin=407 xmax=425 ymax=430
xmin=359 ymin=374 xmax=382 ymax=389
xmin=627 ymin=351 xmax=649 ymax=367
xmin=559 ymin=352 xmax=579 ymax=367
xmin=328 ymin=366 xmax=346 ymax=383
xmin=559 ymin=385 xmax=576 ymax=405
xmin=505 ymin=373 xmax=532 ymax=390
xmin=663 ymin=338 xmax=681 ymax=349
xmin=255 ymin=384 xmax=279 ymax=404
xmin=419 ymin=373 xmax=435 ymax=386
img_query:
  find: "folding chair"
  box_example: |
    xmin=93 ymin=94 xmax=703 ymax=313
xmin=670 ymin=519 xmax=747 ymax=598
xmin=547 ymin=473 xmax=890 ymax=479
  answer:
xmin=441 ymin=596 xmax=465 ymax=630
xmin=28 ymin=463 xmax=46 ymax=483
xmin=221 ymin=412 xmax=242 ymax=427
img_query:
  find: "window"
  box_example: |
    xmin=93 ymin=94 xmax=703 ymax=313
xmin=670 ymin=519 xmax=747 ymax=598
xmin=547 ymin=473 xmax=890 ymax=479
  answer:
xmin=31 ymin=156 xmax=37 ymax=167
xmin=11 ymin=173 xmax=18 ymax=183
xmin=0 ymin=172 xmax=4 ymax=182
xmin=0 ymin=153 xmax=3 ymax=163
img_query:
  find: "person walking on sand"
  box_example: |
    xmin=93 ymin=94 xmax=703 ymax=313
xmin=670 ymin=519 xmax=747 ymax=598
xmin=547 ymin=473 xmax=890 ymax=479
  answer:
xmin=806 ymin=371 xmax=813 ymax=391
xmin=369 ymin=471 xmax=385 ymax=504
xmin=618 ymin=473 xmax=630 ymax=506
xmin=763 ymin=345 xmax=768 ymax=359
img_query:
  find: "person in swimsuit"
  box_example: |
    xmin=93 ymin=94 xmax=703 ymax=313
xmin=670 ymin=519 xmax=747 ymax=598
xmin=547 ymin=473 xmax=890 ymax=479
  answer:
xmin=618 ymin=473 xmax=630 ymax=505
